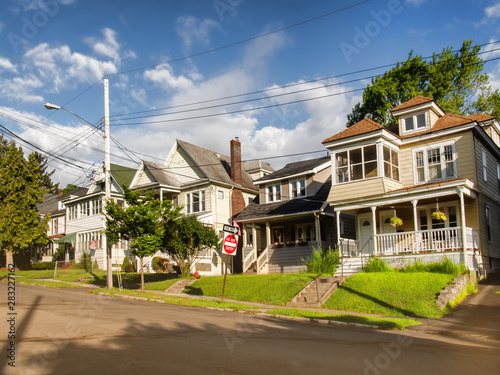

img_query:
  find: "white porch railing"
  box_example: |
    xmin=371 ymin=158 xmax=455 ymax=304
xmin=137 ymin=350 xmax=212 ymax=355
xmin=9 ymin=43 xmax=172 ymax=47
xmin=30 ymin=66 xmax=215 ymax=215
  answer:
xmin=257 ymin=248 xmax=269 ymax=274
xmin=341 ymin=227 xmax=479 ymax=256
xmin=192 ymin=248 xmax=223 ymax=275
xmin=242 ymin=247 xmax=257 ymax=273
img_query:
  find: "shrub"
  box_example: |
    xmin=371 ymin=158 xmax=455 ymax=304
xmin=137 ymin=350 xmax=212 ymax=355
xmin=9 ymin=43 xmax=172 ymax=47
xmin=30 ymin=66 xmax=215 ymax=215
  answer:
xmin=362 ymin=256 xmax=392 ymax=273
xmin=123 ymin=264 xmax=134 ymax=273
xmin=72 ymin=252 xmax=92 ymax=272
xmin=93 ymin=259 xmax=99 ymax=271
xmin=52 ymin=246 xmax=66 ymax=262
xmin=153 ymin=257 xmax=171 ymax=273
xmin=304 ymin=247 xmax=339 ymax=275
xmin=31 ymin=261 xmax=55 ymax=270
xmin=122 ymin=256 xmax=131 ymax=269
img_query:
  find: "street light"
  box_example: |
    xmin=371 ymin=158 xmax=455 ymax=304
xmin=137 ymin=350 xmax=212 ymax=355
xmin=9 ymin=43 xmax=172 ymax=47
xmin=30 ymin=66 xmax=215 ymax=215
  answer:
xmin=45 ymin=77 xmax=113 ymax=290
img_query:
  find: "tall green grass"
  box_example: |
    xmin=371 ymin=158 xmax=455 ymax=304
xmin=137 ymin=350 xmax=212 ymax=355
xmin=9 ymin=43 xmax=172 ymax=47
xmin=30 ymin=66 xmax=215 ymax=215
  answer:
xmin=303 ymin=247 xmax=339 ymax=275
xmin=362 ymin=256 xmax=466 ymax=275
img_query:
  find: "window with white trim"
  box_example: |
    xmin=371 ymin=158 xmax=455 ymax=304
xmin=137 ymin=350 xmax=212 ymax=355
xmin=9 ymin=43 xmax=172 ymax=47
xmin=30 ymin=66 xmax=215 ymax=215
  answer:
xmin=267 ymin=183 xmax=281 ymax=202
xmin=80 ymin=201 xmax=90 ymax=217
xmin=68 ymin=205 xmax=77 ymax=220
xmin=92 ymin=198 xmax=101 ymax=215
xmin=482 ymin=147 xmax=488 ymax=182
xmin=414 ymin=143 xmax=456 ymax=184
xmin=217 ymin=190 xmax=225 ymax=200
xmin=383 ymin=145 xmax=399 ymax=181
xmin=290 ymin=177 xmax=306 ymax=198
xmin=186 ymin=190 xmax=206 ymax=214
xmin=51 ymin=218 xmax=58 ymax=235
xmin=403 ymin=113 xmax=427 ymax=134
xmin=335 ymin=145 xmax=377 ymax=184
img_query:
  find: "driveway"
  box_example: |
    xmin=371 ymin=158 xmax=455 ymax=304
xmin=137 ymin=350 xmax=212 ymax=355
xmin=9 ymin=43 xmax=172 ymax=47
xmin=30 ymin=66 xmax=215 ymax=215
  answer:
xmin=408 ymin=274 xmax=500 ymax=341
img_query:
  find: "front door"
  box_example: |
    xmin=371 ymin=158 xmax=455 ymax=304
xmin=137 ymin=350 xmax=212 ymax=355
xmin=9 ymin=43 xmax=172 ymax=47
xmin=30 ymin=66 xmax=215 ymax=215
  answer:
xmin=357 ymin=213 xmax=374 ymax=255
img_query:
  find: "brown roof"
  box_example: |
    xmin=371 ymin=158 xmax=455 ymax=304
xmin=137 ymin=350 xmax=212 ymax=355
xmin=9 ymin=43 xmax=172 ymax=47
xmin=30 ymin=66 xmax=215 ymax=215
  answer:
xmin=391 ymin=95 xmax=434 ymax=112
xmin=466 ymin=113 xmax=495 ymax=123
xmin=322 ymin=118 xmax=384 ymax=144
xmin=399 ymin=113 xmax=473 ymax=139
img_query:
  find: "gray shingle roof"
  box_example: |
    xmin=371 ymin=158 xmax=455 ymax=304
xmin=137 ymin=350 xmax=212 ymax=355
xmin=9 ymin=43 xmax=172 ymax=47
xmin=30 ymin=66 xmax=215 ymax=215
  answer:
xmin=37 ymin=187 xmax=88 ymax=216
xmin=176 ymin=139 xmax=258 ymax=191
xmin=143 ymin=160 xmax=181 ymax=187
xmin=235 ymin=177 xmax=331 ymax=221
xmin=254 ymin=156 xmax=330 ymax=183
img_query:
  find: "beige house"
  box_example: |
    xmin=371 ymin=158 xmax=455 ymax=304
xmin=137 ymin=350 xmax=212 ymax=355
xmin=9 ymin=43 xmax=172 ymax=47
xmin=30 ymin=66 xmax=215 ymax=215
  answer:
xmin=323 ymin=96 xmax=500 ymax=275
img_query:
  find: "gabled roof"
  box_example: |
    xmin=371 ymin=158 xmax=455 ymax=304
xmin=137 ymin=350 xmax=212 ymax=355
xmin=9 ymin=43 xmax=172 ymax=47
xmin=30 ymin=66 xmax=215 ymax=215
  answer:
xmin=142 ymin=160 xmax=181 ymax=187
xmin=399 ymin=113 xmax=474 ymax=139
xmin=322 ymin=118 xmax=385 ymax=144
xmin=175 ymin=139 xmax=258 ymax=191
xmin=110 ymin=163 xmax=137 ymax=187
xmin=254 ymin=156 xmax=330 ymax=184
xmin=467 ymin=113 xmax=496 ymax=123
xmin=37 ymin=187 xmax=88 ymax=216
xmin=235 ymin=177 xmax=331 ymax=221
xmin=391 ymin=95 xmax=434 ymax=112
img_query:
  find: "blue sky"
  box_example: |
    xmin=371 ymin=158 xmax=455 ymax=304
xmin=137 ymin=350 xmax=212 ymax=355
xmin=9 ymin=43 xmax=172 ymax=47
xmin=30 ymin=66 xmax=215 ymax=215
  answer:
xmin=1 ymin=0 xmax=500 ymax=186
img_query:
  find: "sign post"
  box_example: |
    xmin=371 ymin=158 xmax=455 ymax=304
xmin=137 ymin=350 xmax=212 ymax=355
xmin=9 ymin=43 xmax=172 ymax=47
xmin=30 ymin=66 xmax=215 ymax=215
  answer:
xmin=220 ymin=226 xmax=238 ymax=303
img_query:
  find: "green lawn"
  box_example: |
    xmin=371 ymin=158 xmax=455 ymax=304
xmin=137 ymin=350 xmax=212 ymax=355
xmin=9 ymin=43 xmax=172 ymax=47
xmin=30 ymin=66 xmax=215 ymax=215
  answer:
xmin=323 ymin=272 xmax=456 ymax=318
xmin=184 ymin=273 xmax=316 ymax=305
xmin=16 ymin=277 xmax=87 ymax=289
xmin=266 ymin=308 xmax=421 ymax=330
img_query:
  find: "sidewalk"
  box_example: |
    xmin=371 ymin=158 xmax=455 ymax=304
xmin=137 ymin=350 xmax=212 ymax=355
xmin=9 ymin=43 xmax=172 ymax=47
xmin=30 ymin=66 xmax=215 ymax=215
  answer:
xmin=407 ymin=274 xmax=500 ymax=341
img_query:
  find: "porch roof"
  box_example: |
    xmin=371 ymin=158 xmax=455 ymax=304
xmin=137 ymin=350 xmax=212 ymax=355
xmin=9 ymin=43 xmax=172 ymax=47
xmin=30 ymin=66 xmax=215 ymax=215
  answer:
xmin=333 ymin=178 xmax=476 ymax=211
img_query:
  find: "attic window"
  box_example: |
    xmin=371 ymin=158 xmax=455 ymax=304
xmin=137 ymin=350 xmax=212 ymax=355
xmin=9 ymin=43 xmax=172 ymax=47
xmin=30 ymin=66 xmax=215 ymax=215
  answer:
xmin=403 ymin=113 xmax=426 ymax=133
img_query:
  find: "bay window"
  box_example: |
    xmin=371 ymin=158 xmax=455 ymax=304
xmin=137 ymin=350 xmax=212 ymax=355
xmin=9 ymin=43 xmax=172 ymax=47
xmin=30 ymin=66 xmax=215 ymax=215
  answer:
xmin=383 ymin=146 xmax=399 ymax=181
xmin=335 ymin=145 xmax=377 ymax=183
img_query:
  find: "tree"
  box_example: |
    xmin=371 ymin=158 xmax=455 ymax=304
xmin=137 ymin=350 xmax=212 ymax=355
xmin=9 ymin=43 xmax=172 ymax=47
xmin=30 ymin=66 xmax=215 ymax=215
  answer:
xmin=0 ymin=136 xmax=52 ymax=267
xmin=346 ymin=40 xmax=492 ymax=127
xmin=104 ymin=187 xmax=181 ymax=292
xmin=62 ymin=184 xmax=78 ymax=194
xmin=163 ymin=215 xmax=220 ymax=278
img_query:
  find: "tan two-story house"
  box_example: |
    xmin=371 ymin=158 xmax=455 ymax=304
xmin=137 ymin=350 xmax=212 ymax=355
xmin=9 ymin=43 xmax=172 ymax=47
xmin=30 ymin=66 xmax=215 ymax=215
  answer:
xmin=323 ymin=96 xmax=500 ymax=275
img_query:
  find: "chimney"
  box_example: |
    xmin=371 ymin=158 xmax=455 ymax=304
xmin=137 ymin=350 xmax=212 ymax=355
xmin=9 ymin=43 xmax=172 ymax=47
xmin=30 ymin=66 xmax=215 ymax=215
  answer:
xmin=230 ymin=137 xmax=242 ymax=185
xmin=57 ymin=188 xmax=64 ymax=197
xmin=230 ymin=137 xmax=245 ymax=216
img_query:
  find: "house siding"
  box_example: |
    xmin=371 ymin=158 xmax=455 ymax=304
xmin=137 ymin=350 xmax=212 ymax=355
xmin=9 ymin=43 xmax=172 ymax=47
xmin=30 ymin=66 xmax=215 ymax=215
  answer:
xmin=136 ymin=168 xmax=156 ymax=187
xmin=328 ymin=177 xmax=388 ymax=203
xmin=167 ymin=146 xmax=206 ymax=184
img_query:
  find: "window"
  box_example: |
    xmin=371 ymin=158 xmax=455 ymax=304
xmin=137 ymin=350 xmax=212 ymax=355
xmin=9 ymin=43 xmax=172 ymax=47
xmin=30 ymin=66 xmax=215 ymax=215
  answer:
xmin=482 ymin=148 xmax=488 ymax=182
xmin=486 ymin=204 xmax=491 ymax=242
xmin=80 ymin=201 xmax=90 ymax=217
xmin=68 ymin=205 xmax=77 ymax=220
xmin=296 ymin=224 xmax=316 ymax=242
xmin=247 ymin=197 xmax=253 ymax=206
xmin=414 ymin=143 xmax=456 ymax=183
xmin=383 ymin=146 xmax=399 ymax=181
xmin=403 ymin=113 xmax=426 ymax=133
xmin=51 ymin=219 xmax=58 ymax=235
xmin=186 ymin=190 xmax=206 ymax=213
xmin=217 ymin=190 xmax=225 ymax=200
xmin=290 ymin=177 xmax=306 ymax=198
xmin=335 ymin=145 xmax=377 ymax=184
xmin=267 ymin=183 xmax=281 ymax=202
xmin=92 ymin=198 xmax=101 ymax=215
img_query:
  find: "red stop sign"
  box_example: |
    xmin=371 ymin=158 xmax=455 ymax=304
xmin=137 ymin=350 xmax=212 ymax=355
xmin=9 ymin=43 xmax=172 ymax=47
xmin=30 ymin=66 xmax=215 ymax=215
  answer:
xmin=223 ymin=234 xmax=237 ymax=255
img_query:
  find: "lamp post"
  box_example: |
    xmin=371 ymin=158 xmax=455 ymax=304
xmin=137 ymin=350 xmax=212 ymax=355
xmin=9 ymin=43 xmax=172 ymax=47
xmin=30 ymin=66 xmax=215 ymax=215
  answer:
xmin=45 ymin=77 xmax=113 ymax=290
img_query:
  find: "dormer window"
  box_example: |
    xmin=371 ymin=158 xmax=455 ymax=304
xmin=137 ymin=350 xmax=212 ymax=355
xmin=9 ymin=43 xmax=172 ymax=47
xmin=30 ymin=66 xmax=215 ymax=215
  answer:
xmin=403 ymin=113 xmax=426 ymax=133
xmin=267 ymin=183 xmax=281 ymax=202
xmin=290 ymin=178 xmax=306 ymax=198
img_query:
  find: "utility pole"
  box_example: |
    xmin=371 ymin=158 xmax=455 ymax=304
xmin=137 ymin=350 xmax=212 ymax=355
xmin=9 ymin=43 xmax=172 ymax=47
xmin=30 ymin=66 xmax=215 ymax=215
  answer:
xmin=104 ymin=76 xmax=113 ymax=290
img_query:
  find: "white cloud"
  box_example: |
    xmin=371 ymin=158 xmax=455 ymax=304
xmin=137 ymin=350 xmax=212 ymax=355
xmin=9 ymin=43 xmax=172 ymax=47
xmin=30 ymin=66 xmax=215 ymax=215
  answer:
xmin=486 ymin=3 xmax=500 ymax=18
xmin=85 ymin=28 xmax=123 ymax=61
xmin=176 ymin=16 xmax=220 ymax=51
xmin=0 ymin=57 xmax=17 ymax=72
xmin=143 ymin=65 xmax=194 ymax=91
xmin=0 ymin=75 xmax=44 ymax=103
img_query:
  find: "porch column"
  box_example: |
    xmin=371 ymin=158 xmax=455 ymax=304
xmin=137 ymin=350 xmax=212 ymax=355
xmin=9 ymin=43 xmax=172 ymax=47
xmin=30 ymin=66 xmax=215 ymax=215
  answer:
xmin=252 ymin=223 xmax=257 ymax=252
xmin=315 ymin=213 xmax=321 ymax=248
xmin=458 ymin=189 xmax=469 ymax=269
xmin=411 ymin=200 xmax=418 ymax=232
xmin=160 ymin=189 xmax=163 ymax=202
xmin=371 ymin=206 xmax=378 ymax=255
xmin=242 ymin=225 xmax=247 ymax=248
xmin=265 ymin=222 xmax=271 ymax=247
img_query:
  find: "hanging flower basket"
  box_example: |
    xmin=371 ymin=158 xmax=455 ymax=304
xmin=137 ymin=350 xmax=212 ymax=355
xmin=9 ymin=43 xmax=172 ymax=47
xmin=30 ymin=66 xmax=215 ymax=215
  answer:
xmin=432 ymin=211 xmax=447 ymax=222
xmin=390 ymin=217 xmax=403 ymax=228
xmin=274 ymin=242 xmax=283 ymax=248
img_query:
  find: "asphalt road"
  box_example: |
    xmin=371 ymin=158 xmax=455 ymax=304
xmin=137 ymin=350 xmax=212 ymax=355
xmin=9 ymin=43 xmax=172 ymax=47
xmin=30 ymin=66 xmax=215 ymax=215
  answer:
xmin=1 ymin=283 xmax=499 ymax=375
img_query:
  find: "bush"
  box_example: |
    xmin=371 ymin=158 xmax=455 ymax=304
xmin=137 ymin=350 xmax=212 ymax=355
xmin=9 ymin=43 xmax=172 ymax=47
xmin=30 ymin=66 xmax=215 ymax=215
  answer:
xmin=31 ymin=261 xmax=55 ymax=270
xmin=123 ymin=264 xmax=134 ymax=273
xmin=362 ymin=256 xmax=393 ymax=273
xmin=72 ymin=252 xmax=91 ymax=272
xmin=153 ymin=257 xmax=171 ymax=273
xmin=93 ymin=259 xmax=99 ymax=271
xmin=303 ymin=247 xmax=339 ymax=275
xmin=52 ymin=246 xmax=66 ymax=262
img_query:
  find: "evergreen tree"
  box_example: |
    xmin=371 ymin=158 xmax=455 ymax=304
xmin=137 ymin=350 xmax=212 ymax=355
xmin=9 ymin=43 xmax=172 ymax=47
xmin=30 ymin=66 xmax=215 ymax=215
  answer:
xmin=0 ymin=136 xmax=51 ymax=266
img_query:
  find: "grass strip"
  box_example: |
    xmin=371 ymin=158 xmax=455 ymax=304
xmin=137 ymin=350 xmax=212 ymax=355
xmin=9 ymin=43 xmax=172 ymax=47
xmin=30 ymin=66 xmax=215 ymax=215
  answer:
xmin=184 ymin=273 xmax=316 ymax=305
xmin=90 ymin=288 xmax=263 ymax=311
xmin=266 ymin=308 xmax=422 ymax=330
xmin=15 ymin=277 xmax=86 ymax=289
xmin=145 ymin=278 xmax=190 ymax=291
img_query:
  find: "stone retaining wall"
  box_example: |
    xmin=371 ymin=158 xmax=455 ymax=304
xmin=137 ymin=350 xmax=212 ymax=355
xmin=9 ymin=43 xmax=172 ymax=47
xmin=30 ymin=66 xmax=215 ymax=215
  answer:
xmin=436 ymin=273 xmax=476 ymax=310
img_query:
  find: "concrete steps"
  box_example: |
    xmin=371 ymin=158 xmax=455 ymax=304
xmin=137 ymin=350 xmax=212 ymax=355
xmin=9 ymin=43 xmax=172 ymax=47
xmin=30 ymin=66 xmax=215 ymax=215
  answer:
xmin=287 ymin=276 xmax=345 ymax=308
xmin=165 ymin=279 xmax=197 ymax=293
xmin=336 ymin=257 xmax=365 ymax=276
